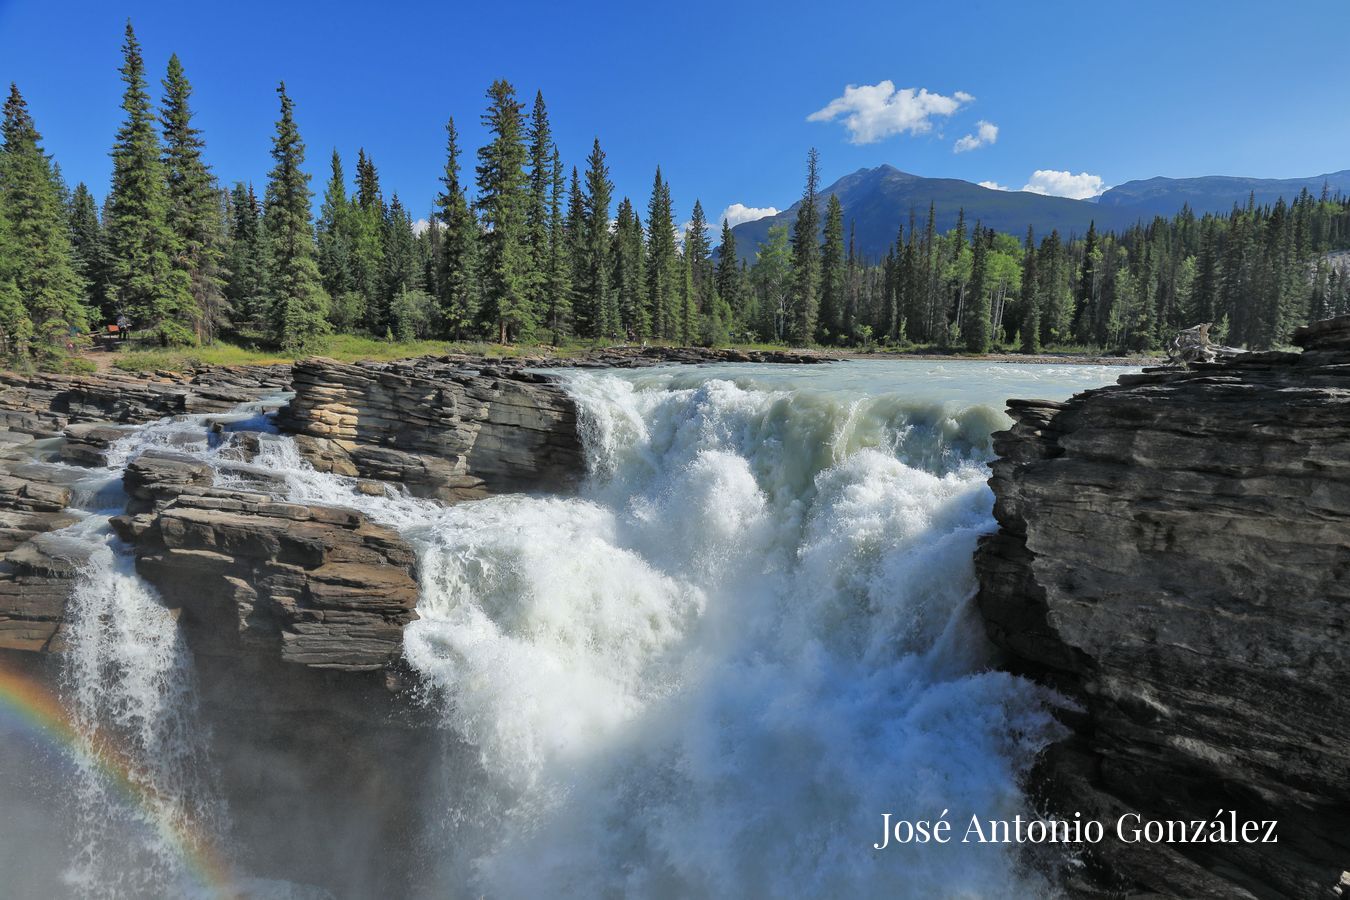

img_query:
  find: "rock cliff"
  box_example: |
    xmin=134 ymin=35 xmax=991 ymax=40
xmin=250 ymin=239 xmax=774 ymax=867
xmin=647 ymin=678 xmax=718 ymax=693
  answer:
xmin=977 ymin=316 xmax=1350 ymax=898
xmin=276 ymin=356 xmax=585 ymax=500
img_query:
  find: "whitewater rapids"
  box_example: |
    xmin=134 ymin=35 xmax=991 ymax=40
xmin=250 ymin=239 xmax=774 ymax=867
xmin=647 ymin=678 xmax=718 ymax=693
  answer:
xmin=0 ymin=359 xmax=1128 ymax=898
xmin=252 ymin=360 xmax=1123 ymax=898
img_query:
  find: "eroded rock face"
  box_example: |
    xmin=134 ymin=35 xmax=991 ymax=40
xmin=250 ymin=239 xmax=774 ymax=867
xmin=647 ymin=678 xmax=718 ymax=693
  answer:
xmin=977 ymin=316 xmax=1350 ymax=898
xmin=114 ymin=451 xmax=418 ymax=672
xmin=277 ymin=356 xmax=585 ymax=500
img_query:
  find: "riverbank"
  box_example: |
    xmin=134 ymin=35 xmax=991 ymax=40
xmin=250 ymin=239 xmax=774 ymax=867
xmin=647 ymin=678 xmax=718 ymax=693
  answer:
xmin=75 ymin=335 xmax=1161 ymax=377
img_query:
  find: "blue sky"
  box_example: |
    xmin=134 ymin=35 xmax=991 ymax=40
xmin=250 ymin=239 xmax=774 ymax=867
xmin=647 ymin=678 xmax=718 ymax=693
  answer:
xmin=2 ymin=0 xmax=1348 ymax=231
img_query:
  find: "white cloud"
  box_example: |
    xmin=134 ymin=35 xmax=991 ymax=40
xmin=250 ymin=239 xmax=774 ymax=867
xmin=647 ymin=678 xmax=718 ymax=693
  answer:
xmin=718 ymin=203 xmax=780 ymax=228
xmin=1020 ymin=170 xmax=1108 ymax=200
xmin=978 ymin=180 xmax=1010 ymax=191
xmin=412 ymin=218 xmax=435 ymax=236
xmin=808 ymin=81 xmax=974 ymax=144
xmin=953 ymin=120 xmax=999 ymax=153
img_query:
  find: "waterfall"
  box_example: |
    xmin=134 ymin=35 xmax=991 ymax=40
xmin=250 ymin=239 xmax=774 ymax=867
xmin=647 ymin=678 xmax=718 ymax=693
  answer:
xmin=378 ymin=365 xmax=1104 ymax=898
xmin=4 ymin=361 xmax=1124 ymax=898
xmin=61 ymin=524 xmax=226 ymax=898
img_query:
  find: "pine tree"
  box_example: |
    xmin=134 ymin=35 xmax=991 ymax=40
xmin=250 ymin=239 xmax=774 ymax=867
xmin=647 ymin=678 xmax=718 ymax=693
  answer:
xmin=355 ymin=149 xmax=382 ymax=211
xmin=544 ymin=145 xmax=571 ymax=342
xmin=435 ymin=117 xmax=478 ymax=339
xmin=524 ymin=92 xmax=552 ymax=315
xmin=67 ymin=182 xmax=109 ymax=317
xmin=382 ymin=193 xmax=418 ymax=310
xmin=817 ymin=193 xmax=845 ymax=344
xmin=262 ymin=83 xmax=328 ymax=351
xmin=645 ymin=167 xmax=677 ymax=340
xmin=578 ymin=138 xmax=614 ymax=337
xmin=224 ymin=182 xmax=265 ymax=331
xmin=564 ymin=166 xmax=586 ymax=335
xmin=1019 ymin=226 xmax=1040 ymax=353
xmin=104 ymin=23 xmax=190 ymax=345
xmin=0 ymin=84 xmax=86 ymax=358
xmin=963 ymin=225 xmax=991 ymax=352
xmin=160 ymin=53 xmax=224 ymax=342
xmin=349 ymin=149 xmax=386 ymax=333
xmin=1073 ymin=220 xmax=1098 ymax=343
xmin=316 ymin=150 xmax=359 ymax=329
xmin=715 ymin=218 xmax=744 ymax=329
xmin=475 ymin=79 xmax=532 ymax=342
xmin=788 ymin=148 xmax=821 ymax=344
xmin=685 ymin=200 xmax=712 ymax=336
xmin=0 ymin=204 xmax=32 ymax=359
xmin=612 ymin=197 xmax=644 ymax=339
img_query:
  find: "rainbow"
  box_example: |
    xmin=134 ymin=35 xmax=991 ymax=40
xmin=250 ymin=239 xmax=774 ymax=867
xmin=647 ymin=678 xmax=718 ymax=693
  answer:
xmin=0 ymin=661 xmax=238 ymax=897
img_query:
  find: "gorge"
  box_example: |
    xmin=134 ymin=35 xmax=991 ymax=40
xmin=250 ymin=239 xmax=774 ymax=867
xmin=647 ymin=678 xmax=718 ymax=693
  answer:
xmin=0 ymin=330 xmax=1345 ymax=898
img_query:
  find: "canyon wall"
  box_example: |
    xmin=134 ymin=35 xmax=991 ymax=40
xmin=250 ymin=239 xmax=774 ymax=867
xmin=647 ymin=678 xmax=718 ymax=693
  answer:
xmin=977 ymin=316 xmax=1350 ymax=898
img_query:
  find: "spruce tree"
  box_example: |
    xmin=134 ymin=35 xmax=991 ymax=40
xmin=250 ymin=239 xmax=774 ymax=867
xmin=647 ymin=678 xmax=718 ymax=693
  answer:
xmin=67 ymin=183 xmax=108 ymax=317
xmin=788 ymin=148 xmax=821 ymax=345
xmin=645 ymin=168 xmax=677 ymax=340
xmin=817 ymin=193 xmax=845 ymax=344
xmin=316 ymin=150 xmax=359 ymax=329
xmin=105 ymin=23 xmax=190 ymax=345
xmin=0 ymin=204 xmax=32 ymax=359
xmin=435 ymin=117 xmax=478 ymax=339
xmin=475 ymin=80 xmax=532 ymax=342
xmin=544 ymin=145 xmax=571 ymax=342
xmin=0 ymin=84 xmax=86 ymax=358
xmin=382 ymin=193 xmax=418 ymax=315
xmin=348 ymin=149 xmax=387 ymax=332
xmin=715 ymin=218 xmax=743 ymax=329
xmin=262 ymin=83 xmax=328 ymax=351
xmin=579 ymin=138 xmax=615 ymax=337
xmin=684 ymin=200 xmax=712 ymax=329
xmin=1019 ymin=226 xmax=1040 ymax=353
xmin=524 ymin=92 xmax=552 ymax=314
xmin=963 ymin=225 xmax=991 ymax=352
xmin=564 ymin=166 xmax=586 ymax=334
xmin=612 ymin=197 xmax=640 ymax=339
xmin=160 ymin=53 xmax=224 ymax=341
xmin=224 ymin=182 xmax=266 ymax=331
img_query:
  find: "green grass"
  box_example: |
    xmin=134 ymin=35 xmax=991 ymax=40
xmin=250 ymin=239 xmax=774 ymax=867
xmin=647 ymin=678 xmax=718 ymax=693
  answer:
xmin=99 ymin=332 xmax=1162 ymax=375
xmin=105 ymin=334 xmax=606 ymax=374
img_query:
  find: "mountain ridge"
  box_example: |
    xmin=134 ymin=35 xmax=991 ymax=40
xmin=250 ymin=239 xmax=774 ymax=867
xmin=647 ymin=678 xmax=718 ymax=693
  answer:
xmin=727 ymin=164 xmax=1350 ymax=263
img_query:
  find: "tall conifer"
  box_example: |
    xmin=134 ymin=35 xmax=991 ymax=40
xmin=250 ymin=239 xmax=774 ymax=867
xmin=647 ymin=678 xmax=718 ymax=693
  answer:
xmin=262 ymin=83 xmax=328 ymax=350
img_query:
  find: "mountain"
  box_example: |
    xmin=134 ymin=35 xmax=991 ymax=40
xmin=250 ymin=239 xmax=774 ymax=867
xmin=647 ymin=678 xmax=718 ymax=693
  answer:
xmin=1094 ymin=170 xmax=1350 ymax=219
xmin=727 ymin=164 xmax=1350 ymax=263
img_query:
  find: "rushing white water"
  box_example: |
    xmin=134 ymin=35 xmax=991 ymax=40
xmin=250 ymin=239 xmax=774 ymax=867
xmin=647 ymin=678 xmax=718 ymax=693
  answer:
xmin=60 ymin=519 xmax=225 ymax=898
xmin=246 ymin=359 xmax=1126 ymax=898
xmin=1 ymin=359 xmax=1127 ymax=898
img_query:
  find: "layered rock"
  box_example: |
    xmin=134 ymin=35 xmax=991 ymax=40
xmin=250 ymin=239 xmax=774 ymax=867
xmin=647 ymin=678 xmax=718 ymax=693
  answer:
xmin=277 ymin=356 xmax=585 ymax=500
xmin=0 ymin=363 xmax=290 ymax=436
xmin=113 ymin=451 xmax=418 ymax=672
xmin=977 ymin=316 xmax=1350 ymax=898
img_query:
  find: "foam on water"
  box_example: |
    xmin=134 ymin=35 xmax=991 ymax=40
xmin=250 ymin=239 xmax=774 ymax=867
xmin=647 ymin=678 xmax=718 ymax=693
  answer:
xmin=373 ymin=361 xmax=1121 ymax=898
xmin=4 ymin=360 xmax=1126 ymax=898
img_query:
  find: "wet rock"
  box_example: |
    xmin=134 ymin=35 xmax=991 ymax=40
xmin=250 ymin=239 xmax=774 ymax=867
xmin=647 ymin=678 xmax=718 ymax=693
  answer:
xmin=127 ymin=489 xmax=418 ymax=672
xmin=59 ymin=423 xmax=128 ymax=467
xmin=0 ymin=532 xmax=95 ymax=653
xmin=976 ymin=314 xmax=1350 ymax=898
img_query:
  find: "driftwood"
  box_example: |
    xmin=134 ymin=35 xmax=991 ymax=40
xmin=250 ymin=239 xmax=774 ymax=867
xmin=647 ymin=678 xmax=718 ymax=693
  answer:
xmin=1165 ymin=323 xmax=1245 ymax=367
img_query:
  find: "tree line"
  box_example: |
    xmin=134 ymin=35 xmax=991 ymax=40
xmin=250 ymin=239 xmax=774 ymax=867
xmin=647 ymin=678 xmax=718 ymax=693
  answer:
xmin=1 ymin=23 xmax=1348 ymax=369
